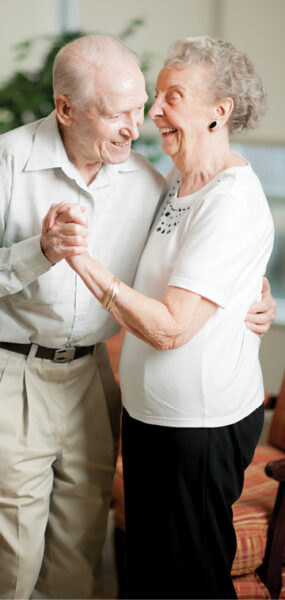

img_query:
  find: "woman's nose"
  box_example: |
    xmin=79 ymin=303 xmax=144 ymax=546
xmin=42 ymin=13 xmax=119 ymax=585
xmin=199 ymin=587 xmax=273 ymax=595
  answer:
xmin=148 ymin=97 xmax=164 ymax=120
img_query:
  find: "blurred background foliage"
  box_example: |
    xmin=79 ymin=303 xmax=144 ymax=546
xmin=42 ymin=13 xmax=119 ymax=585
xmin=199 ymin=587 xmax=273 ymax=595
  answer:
xmin=0 ymin=17 xmax=157 ymax=152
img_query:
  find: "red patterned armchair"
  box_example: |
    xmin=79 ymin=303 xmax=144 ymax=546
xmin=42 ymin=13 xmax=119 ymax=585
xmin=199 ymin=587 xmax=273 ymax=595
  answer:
xmin=107 ymin=332 xmax=285 ymax=599
xmin=232 ymin=374 xmax=285 ymax=599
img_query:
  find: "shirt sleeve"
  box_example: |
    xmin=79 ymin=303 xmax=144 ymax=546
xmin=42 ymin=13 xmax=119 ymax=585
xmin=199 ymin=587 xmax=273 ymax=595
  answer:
xmin=0 ymin=152 xmax=52 ymax=298
xmin=168 ymin=190 xmax=258 ymax=308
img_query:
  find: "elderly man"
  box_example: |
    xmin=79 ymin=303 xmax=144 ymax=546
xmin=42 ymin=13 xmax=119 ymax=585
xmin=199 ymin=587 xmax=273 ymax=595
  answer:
xmin=0 ymin=34 xmax=275 ymax=599
xmin=0 ymin=34 xmax=164 ymax=600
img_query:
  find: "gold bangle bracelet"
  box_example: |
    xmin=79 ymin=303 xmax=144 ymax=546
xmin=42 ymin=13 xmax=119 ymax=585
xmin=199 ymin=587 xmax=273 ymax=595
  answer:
xmin=106 ymin=279 xmax=120 ymax=312
xmin=101 ymin=278 xmax=114 ymax=309
xmin=101 ymin=277 xmax=121 ymax=312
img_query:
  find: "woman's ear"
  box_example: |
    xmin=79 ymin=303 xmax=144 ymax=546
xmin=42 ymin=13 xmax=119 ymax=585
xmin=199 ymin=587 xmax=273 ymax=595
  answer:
xmin=55 ymin=94 xmax=74 ymax=127
xmin=215 ymin=97 xmax=234 ymax=127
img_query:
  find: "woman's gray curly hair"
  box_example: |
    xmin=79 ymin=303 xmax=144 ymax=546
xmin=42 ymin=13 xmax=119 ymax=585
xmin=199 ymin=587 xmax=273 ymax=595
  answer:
xmin=164 ymin=36 xmax=267 ymax=134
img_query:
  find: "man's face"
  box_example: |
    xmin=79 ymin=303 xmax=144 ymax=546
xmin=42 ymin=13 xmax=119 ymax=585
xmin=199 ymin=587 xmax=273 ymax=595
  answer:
xmin=68 ymin=61 xmax=148 ymax=167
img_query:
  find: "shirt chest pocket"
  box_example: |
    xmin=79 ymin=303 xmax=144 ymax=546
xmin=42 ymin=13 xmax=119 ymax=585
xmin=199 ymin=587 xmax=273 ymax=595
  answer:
xmin=12 ymin=262 xmax=74 ymax=306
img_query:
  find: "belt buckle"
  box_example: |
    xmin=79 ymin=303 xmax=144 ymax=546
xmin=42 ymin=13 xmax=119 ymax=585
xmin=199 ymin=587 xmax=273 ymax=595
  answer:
xmin=53 ymin=347 xmax=76 ymax=363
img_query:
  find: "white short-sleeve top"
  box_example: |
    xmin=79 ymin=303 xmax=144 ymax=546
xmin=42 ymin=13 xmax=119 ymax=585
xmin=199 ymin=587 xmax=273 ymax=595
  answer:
xmin=119 ymin=163 xmax=274 ymax=428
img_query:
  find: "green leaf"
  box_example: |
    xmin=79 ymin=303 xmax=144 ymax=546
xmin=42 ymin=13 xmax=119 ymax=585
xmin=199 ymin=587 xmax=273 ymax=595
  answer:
xmin=119 ymin=17 xmax=144 ymax=40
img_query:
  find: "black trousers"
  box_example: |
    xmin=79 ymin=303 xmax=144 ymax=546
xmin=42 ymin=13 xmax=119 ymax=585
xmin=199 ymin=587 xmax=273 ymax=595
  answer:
xmin=122 ymin=405 xmax=264 ymax=600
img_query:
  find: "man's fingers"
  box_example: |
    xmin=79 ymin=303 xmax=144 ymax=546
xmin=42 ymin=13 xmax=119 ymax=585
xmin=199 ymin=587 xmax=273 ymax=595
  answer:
xmin=245 ymin=321 xmax=269 ymax=335
xmin=41 ymin=212 xmax=89 ymax=264
xmin=245 ymin=312 xmax=274 ymax=326
xmin=56 ymin=206 xmax=88 ymax=226
xmin=245 ymin=277 xmax=276 ymax=336
xmin=55 ymin=222 xmax=89 ymax=238
xmin=45 ymin=234 xmax=88 ymax=252
xmin=45 ymin=246 xmax=88 ymax=264
xmin=248 ymin=294 xmax=276 ymax=319
xmin=44 ymin=203 xmax=87 ymax=230
xmin=262 ymin=276 xmax=271 ymax=295
xmin=246 ymin=309 xmax=274 ymax=324
xmin=42 ymin=238 xmax=88 ymax=264
xmin=43 ymin=202 xmax=66 ymax=230
xmin=247 ymin=301 xmax=266 ymax=314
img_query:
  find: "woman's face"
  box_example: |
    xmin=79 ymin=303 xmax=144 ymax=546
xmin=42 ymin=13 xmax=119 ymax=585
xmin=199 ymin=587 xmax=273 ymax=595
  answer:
xmin=149 ymin=64 xmax=215 ymax=165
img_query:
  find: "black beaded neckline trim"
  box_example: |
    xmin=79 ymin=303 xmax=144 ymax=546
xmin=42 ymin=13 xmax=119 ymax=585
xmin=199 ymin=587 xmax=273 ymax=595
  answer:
xmin=156 ymin=179 xmax=192 ymax=235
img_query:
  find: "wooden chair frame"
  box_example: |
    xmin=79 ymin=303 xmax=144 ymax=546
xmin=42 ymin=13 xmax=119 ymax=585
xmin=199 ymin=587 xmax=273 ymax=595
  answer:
xmin=257 ymin=457 xmax=285 ymax=598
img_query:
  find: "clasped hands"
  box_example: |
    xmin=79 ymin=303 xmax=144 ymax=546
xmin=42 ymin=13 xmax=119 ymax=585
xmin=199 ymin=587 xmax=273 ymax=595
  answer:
xmin=41 ymin=202 xmax=276 ymax=335
xmin=41 ymin=202 xmax=89 ymax=272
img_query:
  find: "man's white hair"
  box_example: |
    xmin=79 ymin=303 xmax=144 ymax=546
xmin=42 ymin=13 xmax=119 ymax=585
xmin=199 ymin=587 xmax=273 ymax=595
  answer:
xmin=53 ymin=34 xmax=141 ymax=110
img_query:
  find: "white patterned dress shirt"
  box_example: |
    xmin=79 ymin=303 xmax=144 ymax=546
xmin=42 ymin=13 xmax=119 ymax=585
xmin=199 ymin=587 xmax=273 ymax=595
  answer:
xmin=0 ymin=111 xmax=165 ymax=347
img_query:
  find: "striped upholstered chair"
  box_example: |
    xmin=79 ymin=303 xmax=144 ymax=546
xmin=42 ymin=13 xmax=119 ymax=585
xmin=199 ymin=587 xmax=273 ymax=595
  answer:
xmin=107 ymin=330 xmax=285 ymax=599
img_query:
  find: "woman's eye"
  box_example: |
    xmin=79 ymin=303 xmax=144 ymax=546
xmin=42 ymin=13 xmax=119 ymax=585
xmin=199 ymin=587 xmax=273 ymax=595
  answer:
xmin=106 ymin=113 xmax=122 ymax=120
xmin=168 ymin=93 xmax=181 ymax=104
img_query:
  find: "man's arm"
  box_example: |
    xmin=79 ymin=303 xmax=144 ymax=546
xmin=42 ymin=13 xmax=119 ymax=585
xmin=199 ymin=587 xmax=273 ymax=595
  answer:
xmin=0 ymin=154 xmax=52 ymax=297
xmin=0 ymin=151 xmax=88 ymax=297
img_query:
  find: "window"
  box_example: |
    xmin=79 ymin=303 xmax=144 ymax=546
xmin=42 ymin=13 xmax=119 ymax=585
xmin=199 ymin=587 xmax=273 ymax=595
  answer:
xmin=232 ymin=143 xmax=285 ymax=324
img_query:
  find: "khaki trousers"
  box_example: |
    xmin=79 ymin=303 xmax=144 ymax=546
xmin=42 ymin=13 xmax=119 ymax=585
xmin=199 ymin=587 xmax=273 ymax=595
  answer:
xmin=0 ymin=343 xmax=121 ymax=599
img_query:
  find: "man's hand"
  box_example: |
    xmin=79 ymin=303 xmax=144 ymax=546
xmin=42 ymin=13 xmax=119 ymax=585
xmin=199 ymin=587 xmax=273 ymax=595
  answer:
xmin=246 ymin=277 xmax=276 ymax=336
xmin=41 ymin=202 xmax=89 ymax=264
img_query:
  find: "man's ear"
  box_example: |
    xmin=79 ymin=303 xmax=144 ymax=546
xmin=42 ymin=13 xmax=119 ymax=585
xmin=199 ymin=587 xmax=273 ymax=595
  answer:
xmin=55 ymin=94 xmax=74 ymax=127
xmin=215 ymin=97 xmax=234 ymax=128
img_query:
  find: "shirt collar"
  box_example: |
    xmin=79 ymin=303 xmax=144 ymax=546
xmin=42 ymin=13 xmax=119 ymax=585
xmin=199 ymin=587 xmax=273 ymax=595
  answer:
xmin=24 ymin=110 xmax=140 ymax=191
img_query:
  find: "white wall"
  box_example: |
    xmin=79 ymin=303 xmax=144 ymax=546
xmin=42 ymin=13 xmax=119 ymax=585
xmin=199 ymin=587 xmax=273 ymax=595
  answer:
xmin=260 ymin=326 xmax=284 ymax=396
xmin=80 ymin=0 xmax=285 ymax=144
xmin=218 ymin=0 xmax=285 ymax=144
xmin=80 ymin=0 xmax=214 ymax=82
xmin=0 ymin=0 xmax=59 ymax=82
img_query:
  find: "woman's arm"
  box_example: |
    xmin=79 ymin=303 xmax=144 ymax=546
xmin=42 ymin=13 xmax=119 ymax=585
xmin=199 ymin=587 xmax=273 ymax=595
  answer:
xmin=68 ymin=253 xmax=217 ymax=351
xmin=44 ymin=202 xmax=275 ymax=347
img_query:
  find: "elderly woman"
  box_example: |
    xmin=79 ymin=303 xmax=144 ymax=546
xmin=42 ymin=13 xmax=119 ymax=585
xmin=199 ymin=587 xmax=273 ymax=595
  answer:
xmin=47 ymin=37 xmax=274 ymax=599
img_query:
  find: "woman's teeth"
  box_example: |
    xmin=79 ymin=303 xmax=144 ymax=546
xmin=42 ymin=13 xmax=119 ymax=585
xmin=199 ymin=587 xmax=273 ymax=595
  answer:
xmin=159 ymin=127 xmax=177 ymax=134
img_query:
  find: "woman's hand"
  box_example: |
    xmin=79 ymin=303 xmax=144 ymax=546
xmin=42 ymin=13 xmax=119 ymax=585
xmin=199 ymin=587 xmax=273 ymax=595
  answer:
xmin=245 ymin=277 xmax=276 ymax=336
xmin=41 ymin=202 xmax=89 ymax=264
xmin=66 ymin=253 xmax=89 ymax=274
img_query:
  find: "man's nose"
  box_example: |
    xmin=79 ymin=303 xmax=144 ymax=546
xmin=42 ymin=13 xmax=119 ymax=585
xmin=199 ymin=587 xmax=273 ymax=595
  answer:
xmin=120 ymin=115 xmax=140 ymax=140
xmin=148 ymin=98 xmax=163 ymax=120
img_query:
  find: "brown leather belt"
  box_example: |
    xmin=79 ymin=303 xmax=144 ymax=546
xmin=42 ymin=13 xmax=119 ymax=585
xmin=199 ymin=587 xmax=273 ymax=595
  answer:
xmin=0 ymin=342 xmax=94 ymax=363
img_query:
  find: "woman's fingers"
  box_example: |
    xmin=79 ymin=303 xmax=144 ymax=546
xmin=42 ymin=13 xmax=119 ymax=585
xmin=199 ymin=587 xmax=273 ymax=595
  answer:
xmin=44 ymin=202 xmax=87 ymax=231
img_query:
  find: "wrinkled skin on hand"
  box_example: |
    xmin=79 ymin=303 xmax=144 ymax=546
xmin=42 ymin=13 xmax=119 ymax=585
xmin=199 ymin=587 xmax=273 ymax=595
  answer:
xmin=40 ymin=202 xmax=89 ymax=264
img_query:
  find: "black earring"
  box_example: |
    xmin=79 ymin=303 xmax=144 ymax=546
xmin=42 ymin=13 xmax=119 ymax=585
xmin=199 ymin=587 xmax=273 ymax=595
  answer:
xmin=209 ymin=120 xmax=217 ymax=131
